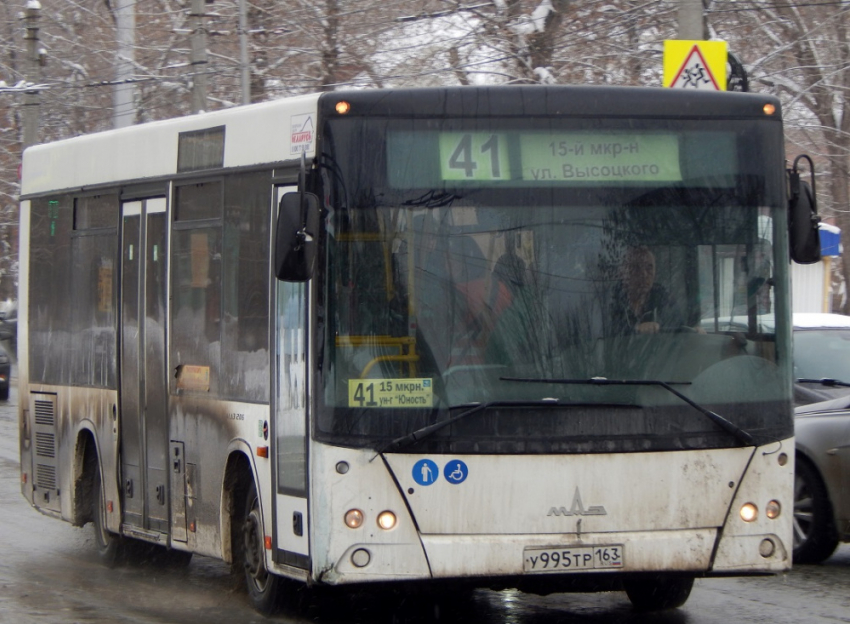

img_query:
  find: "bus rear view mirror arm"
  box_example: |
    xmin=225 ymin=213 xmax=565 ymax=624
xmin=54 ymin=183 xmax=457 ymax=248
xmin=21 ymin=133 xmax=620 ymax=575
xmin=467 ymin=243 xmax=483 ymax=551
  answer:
xmin=275 ymin=190 xmax=320 ymax=281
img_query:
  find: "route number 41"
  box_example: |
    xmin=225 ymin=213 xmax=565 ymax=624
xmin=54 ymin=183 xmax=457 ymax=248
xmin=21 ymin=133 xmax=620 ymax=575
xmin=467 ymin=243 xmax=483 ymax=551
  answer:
xmin=440 ymin=133 xmax=509 ymax=181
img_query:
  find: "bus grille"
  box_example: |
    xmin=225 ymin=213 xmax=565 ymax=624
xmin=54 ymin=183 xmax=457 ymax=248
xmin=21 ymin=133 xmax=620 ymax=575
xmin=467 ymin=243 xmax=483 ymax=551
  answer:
xmin=31 ymin=393 xmax=59 ymax=503
xmin=34 ymin=400 xmax=55 ymax=426
xmin=36 ymin=464 xmax=57 ymax=490
xmin=35 ymin=432 xmax=56 ymax=458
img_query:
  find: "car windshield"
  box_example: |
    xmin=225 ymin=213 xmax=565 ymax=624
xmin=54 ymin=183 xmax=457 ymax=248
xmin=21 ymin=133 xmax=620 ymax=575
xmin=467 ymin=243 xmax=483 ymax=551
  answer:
xmin=794 ymin=328 xmax=850 ymax=383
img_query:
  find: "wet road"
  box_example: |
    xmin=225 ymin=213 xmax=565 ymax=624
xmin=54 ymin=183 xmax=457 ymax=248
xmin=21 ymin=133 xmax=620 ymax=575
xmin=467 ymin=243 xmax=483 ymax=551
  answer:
xmin=2 ymin=374 xmax=849 ymax=624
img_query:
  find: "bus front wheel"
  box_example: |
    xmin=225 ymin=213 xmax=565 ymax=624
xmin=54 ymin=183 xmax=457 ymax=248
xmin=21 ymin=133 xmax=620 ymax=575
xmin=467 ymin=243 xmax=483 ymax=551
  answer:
xmin=241 ymin=480 xmax=283 ymax=614
xmin=623 ymin=574 xmax=693 ymax=611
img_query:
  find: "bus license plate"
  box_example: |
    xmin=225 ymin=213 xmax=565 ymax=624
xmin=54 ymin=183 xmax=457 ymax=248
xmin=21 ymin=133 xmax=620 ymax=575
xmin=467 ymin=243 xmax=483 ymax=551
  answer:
xmin=523 ymin=545 xmax=624 ymax=573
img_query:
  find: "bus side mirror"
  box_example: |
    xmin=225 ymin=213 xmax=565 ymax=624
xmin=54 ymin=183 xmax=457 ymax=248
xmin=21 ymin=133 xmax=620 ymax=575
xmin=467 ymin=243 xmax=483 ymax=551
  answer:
xmin=788 ymin=155 xmax=821 ymax=265
xmin=275 ymin=191 xmax=320 ymax=281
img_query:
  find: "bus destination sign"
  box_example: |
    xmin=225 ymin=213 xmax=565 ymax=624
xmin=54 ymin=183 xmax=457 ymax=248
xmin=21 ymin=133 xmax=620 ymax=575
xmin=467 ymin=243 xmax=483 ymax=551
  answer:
xmin=438 ymin=132 xmax=682 ymax=183
xmin=348 ymin=378 xmax=434 ymax=408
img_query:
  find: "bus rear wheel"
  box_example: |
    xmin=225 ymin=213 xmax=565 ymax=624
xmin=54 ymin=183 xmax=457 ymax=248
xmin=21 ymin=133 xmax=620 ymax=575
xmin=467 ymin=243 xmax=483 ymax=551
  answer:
xmin=92 ymin=466 xmax=122 ymax=567
xmin=241 ymin=481 xmax=283 ymax=614
xmin=623 ymin=574 xmax=693 ymax=611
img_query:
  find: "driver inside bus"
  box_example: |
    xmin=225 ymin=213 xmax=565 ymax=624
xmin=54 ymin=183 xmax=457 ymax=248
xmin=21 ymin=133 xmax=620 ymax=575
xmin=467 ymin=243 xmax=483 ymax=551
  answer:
xmin=610 ymin=246 xmax=688 ymax=335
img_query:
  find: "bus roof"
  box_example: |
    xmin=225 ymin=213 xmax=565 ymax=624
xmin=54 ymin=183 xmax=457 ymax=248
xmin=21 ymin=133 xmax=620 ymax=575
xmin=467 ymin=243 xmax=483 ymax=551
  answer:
xmin=21 ymin=92 xmax=321 ymax=197
xmin=317 ymin=85 xmax=782 ymax=121
xmin=21 ymin=86 xmax=782 ymax=198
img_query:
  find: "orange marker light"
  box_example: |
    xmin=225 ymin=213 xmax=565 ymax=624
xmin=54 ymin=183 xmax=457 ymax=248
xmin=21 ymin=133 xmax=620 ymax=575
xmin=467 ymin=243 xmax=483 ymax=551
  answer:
xmin=763 ymin=103 xmax=776 ymax=116
xmin=335 ymin=101 xmax=351 ymax=115
xmin=265 ymin=536 xmax=273 ymax=550
xmin=257 ymin=446 xmax=269 ymax=458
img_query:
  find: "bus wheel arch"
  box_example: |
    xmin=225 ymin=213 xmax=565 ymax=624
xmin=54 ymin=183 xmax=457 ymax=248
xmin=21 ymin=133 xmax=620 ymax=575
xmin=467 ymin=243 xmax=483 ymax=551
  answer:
xmin=72 ymin=424 xmax=124 ymax=566
xmin=222 ymin=449 xmax=253 ymax=566
xmin=222 ymin=449 xmax=283 ymax=615
xmin=91 ymin=454 xmax=124 ymax=566
xmin=72 ymin=427 xmax=98 ymax=527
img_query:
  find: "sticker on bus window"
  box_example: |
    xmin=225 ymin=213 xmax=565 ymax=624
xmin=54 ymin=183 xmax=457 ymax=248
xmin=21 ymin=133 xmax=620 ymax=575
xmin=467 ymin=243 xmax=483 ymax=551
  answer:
xmin=348 ymin=379 xmax=433 ymax=408
xmin=175 ymin=365 xmax=211 ymax=392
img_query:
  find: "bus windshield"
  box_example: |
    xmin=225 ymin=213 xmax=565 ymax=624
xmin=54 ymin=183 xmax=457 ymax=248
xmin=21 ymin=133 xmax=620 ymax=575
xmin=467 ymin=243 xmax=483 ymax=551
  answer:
xmin=315 ymin=116 xmax=792 ymax=453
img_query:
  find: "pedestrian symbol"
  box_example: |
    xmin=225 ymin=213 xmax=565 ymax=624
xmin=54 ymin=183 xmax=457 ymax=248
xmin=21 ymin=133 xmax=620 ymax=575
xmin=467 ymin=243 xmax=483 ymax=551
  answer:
xmin=413 ymin=459 xmax=439 ymax=486
xmin=443 ymin=460 xmax=468 ymax=484
xmin=669 ymin=45 xmax=719 ymax=89
xmin=663 ymin=40 xmax=728 ymax=91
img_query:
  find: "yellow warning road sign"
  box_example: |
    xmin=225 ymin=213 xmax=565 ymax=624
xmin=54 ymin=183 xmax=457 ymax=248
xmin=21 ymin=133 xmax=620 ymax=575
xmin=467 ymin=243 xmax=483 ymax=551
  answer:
xmin=664 ymin=40 xmax=727 ymax=90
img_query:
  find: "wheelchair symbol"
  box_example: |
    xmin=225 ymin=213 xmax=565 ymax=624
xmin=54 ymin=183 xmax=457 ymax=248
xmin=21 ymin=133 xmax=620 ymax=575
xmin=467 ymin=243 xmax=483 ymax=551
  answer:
xmin=443 ymin=460 xmax=468 ymax=484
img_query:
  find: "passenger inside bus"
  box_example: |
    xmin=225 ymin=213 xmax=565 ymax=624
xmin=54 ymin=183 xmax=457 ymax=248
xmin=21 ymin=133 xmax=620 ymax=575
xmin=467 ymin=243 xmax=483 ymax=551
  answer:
xmin=416 ymin=233 xmax=515 ymax=369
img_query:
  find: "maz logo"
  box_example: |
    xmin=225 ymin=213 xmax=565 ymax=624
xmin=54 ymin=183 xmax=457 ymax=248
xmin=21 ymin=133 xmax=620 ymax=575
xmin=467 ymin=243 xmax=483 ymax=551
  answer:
xmin=547 ymin=487 xmax=607 ymax=517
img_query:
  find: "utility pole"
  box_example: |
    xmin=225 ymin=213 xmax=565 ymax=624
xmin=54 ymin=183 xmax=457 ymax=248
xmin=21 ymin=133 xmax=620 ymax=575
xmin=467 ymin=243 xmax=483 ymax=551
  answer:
xmin=113 ymin=0 xmax=136 ymax=128
xmin=239 ymin=0 xmax=249 ymax=105
xmin=22 ymin=0 xmax=41 ymax=151
xmin=677 ymin=0 xmax=705 ymax=40
xmin=190 ymin=0 xmax=208 ymax=113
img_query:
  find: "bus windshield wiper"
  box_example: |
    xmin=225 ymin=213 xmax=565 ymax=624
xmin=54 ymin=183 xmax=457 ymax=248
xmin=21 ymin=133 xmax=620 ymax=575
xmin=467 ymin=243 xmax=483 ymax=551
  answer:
xmin=501 ymin=376 xmax=755 ymax=446
xmin=376 ymin=399 xmax=560 ymax=456
xmin=797 ymin=377 xmax=850 ymax=388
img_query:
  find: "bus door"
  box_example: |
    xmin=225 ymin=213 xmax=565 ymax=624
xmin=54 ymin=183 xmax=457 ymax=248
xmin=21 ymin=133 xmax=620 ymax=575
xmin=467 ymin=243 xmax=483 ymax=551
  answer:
xmin=273 ymin=185 xmax=310 ymax=568
xmin=120 ymin=197 xmax=170 ymax=536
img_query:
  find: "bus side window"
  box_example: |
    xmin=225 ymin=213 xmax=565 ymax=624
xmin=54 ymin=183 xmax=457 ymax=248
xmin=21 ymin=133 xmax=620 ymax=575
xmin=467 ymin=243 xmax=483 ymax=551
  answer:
xmin=172 ymin=182 xmax=223 ymax=395
xmin=222 ymin=172 xmax=272 ymax=401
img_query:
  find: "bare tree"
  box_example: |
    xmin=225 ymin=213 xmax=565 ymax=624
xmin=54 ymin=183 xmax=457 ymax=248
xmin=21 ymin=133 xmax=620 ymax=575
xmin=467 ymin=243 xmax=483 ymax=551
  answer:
xmin=710 ymin=0 xmax=850 ymax=311
xmin=3 ymin=0 xmax=850 ymax=309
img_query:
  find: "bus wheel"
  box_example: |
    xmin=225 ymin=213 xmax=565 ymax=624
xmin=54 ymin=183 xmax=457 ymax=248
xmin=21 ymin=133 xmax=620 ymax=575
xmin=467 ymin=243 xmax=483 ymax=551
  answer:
xmin=623 ymin=574 xmax=693 ymax=611
xmin=241 ymin=481 xmax=282 ymax=614
xmin=92 ymin=466 xmax=122 ymax=567
xmin=793 ymin=457 xmax=839 ymax=564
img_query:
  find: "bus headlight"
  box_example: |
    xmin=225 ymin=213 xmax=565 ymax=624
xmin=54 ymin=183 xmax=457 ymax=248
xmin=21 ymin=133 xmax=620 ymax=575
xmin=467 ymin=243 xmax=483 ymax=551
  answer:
xmin=740 ymin=503 xmax=758 ymax=522
xmin=765 ymin=500 xmax=781 ymax=519
xmin=344 ymin=509 xmax=364 ymax=529
xmin=377 ymin=511 xmax=397 ymax=530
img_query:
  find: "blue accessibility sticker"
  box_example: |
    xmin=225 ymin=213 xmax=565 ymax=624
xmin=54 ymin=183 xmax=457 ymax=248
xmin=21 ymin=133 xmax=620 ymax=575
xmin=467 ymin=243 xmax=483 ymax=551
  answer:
xmin=412 ymin=459 xmax=439 ymax=486
xmin=443 ymin=460 xmax=468 ymax=484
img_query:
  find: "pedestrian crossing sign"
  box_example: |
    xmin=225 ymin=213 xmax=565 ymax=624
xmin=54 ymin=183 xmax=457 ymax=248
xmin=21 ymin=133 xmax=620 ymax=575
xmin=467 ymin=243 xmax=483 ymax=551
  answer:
xmin=663 ymin=40 xmax=727 ymax=90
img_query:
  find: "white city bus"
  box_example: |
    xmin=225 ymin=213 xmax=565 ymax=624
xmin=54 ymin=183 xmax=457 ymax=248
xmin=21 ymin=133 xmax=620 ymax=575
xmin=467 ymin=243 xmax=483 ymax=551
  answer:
xmin=19 ymin=86 xmax=819 ymax=614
